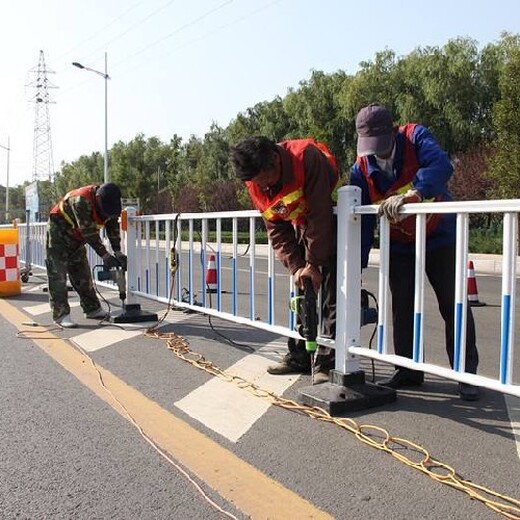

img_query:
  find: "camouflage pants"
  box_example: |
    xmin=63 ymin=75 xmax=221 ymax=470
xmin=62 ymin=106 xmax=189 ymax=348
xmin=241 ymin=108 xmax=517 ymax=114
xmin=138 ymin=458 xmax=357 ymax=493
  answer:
xmin=46 ymin=218 xmax=101 ymax=321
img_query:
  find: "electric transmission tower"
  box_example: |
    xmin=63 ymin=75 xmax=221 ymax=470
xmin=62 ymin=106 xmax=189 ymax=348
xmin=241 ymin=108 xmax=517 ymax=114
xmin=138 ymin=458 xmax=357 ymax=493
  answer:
xmin=28 ymin=50 xmax=57 ymax=182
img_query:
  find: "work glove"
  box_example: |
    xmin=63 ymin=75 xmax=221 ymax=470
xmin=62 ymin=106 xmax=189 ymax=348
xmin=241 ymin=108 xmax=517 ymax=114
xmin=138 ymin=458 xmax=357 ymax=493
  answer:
xmin=378 ymin=190 xmax=422 ymax=224
xmin=114 ymin=251 xmax=127 ymax=270
xmin=102 ymin=253 xmax=120 ymax=269
xmin=294 ymin=263 xmax=322 ymax=294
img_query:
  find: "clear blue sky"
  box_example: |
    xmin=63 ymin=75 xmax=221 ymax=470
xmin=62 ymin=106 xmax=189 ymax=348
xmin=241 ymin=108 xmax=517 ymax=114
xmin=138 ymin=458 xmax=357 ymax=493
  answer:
xmin=0 ymin=0 xmax=519 ymax=187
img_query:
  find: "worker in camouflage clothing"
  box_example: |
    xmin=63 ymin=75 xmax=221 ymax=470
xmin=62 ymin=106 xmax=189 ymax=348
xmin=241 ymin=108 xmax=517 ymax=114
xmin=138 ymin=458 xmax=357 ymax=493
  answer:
xmin=46 ymin=182 xmax=127 ymax=328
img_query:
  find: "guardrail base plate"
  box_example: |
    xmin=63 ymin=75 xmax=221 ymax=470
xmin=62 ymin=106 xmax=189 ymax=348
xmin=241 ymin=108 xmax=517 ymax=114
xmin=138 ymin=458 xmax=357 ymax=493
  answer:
xmin=298 ymin=370 xmax=396 ymax=415
xmin=112 ymin=303 xmax=158 ymax=324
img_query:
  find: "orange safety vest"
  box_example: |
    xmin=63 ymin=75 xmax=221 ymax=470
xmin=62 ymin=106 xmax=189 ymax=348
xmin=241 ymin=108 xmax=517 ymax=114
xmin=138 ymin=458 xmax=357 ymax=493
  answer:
xmin=246 ymin=139 xmax=340 ymax=225
xmin=357 ymin=124 xmax=443 ymax=243
xmin=50 ymin=185 xmax=105 ymax=240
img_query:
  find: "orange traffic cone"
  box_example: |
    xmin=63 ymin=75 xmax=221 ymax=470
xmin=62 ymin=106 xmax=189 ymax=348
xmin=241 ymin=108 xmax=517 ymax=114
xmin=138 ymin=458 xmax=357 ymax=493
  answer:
xmin=467 ymin=260 xmax=486 ymax=306
xmin=205 ymin=254 xmax=217 ymax=293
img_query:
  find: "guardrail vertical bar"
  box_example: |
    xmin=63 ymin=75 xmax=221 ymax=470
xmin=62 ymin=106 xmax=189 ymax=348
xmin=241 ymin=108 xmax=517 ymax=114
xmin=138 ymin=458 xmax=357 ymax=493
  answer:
xmin=201 ymin=219 xmax=207 ymax=308
xmin=500 ymin=212 xmax=517 ymax=384
xmin=413 ymin=213 xmax=427 ymax=363
xmin=176 ymin=217 xmax=182 ymax=302
xmin=289 ymin=276 xmax=295 ymax=330
xmin=136 ymin=219 xmax=142 ymax=292
xmin=377 ymin=217 xmax=390 ymax=354
xmin=268 ymin=236 xmax=275 ymax=325
xmin=232 ymin=217 xmax=238 ymax=316
xmin=337 ymin=186 xmax=361 ymax=374
xmin=454 ymin=213 xmax=469 ymax=372
xmin=145 ymin=221 xmax=151 ymax=295
xmin=216 ymin=218 xmax=222 ymax=312
xmin=249 ymin=216 xmax=256 ymax=321
xmin=165 ymin=219 xmax=171 ymax=300
xmin=188 ymin=219 xmax=194 ymax=305
xmin=25 ymin=209 xmax=32 ymax=271
xmin=155 ymin=220 xmax=160 ymax=297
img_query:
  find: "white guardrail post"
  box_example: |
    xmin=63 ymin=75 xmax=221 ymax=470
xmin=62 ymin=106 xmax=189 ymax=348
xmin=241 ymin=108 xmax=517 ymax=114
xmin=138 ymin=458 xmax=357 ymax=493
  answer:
xmin=111 ymin=207 xmax=158 ymax=324
xmin=298 ymin=185 xmax=396 ymax=414
xmin=335 ymin=185 xmax=362 ymax=374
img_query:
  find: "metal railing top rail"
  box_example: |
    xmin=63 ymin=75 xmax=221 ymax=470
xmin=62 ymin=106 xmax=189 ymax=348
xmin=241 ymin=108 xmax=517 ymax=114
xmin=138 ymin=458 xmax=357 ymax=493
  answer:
xmin=132 ymin=210 xmax=260 ymax=222
xmin=355 ymin=198 xmax=520 ymax=215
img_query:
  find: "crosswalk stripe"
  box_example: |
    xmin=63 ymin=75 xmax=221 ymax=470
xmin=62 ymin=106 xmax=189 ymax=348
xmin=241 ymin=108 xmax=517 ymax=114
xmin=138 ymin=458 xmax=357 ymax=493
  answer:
xmin=23 ymin=290 xmax=117 ymax=316
xmin=175 ymin=353 xmax=300 ymax=443
xmin=68 ymin=310 xmax=195 ymax=352
xmin=71 ymin=328 xmax=143 ymax=352
xmin=25 ymin=300 xmax=81 ymax=316
xmin=26 ymin=284 xmax=47 ymax=293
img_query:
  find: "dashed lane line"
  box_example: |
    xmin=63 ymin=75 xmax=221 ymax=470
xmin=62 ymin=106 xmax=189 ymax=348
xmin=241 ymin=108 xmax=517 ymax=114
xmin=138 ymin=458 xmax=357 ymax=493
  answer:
xmin=0 ymin=299 xmax=331 ymax=520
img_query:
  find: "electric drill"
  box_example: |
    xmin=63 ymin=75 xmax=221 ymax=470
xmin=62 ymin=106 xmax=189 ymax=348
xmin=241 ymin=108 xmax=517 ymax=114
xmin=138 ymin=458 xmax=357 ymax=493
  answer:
xmin=97 ymin=266 xmax=127 ymax=303
xmin=300 ymin=277 xmax=318 ymax=354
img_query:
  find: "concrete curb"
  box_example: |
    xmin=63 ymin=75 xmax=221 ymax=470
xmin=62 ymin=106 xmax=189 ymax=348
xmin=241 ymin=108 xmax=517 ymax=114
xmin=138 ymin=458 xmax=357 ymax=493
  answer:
xmin=368 ymin=250 xmax=517 ymax=276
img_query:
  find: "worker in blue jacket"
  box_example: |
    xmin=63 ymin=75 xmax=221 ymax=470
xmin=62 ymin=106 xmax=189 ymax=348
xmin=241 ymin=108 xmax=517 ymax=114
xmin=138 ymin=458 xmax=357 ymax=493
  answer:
xmin=349 ymin=104 xmax=480 ymax=401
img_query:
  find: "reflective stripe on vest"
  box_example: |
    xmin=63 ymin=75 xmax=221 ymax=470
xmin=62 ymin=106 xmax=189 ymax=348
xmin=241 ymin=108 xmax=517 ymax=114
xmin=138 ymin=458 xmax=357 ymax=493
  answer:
xmin=50 ymin=185 xmax=105 ymax=231
xmin=247 ymin=139 xmax=338 ymax=225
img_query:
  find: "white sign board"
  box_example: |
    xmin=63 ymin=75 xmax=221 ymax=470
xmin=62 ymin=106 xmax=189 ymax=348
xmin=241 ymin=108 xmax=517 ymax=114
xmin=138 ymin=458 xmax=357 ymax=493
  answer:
xmin=122 ymin=197 xmax=140 ymax=212
xmin=25 ymin=181 xmax=39 ymax=217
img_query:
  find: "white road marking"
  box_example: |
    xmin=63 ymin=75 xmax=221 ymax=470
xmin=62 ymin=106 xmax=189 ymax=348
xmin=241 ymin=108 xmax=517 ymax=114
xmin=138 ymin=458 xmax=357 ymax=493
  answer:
xmin=71 ymin=328 xmax=143 ymax=352
xmin=257 ymin=339 xmax=288 ymax=362
xmin=69 ymin=310 xmax=195 ymax=352
xmin=175 ymin=354 xmax=300 ymax=442
xmin=25 ymin=284 xmax=47 ymax=293
xmin=23 ymin=290 xmax=116 ymax=316
xmin=505 ymin=395 xmax=520 ymax=460
xmin=25 ymin=300 xmax=81 ymax=316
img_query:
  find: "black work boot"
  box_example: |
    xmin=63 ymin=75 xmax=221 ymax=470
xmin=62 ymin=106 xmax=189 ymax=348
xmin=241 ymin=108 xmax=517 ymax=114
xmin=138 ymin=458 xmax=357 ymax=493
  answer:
xmin=267 ymin=353 xmax=311 ymax=375
xmin=458 ymin=383 xmax=481 ymax=401
xmin=312 ymin=353 xmax=335 ymax=384
xmin=378 ymin=368 xmax=424 ymax=388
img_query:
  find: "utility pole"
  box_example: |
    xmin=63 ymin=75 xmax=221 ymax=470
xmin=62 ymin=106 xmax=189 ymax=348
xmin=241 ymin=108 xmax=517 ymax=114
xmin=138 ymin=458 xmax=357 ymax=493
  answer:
xmin=72 ymin=52 xmax=110 ymax=183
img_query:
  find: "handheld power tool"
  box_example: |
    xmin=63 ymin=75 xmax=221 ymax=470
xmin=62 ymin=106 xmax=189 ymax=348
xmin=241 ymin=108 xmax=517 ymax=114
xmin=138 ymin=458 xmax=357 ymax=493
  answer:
xmin=96 ymin=265 xmax=127 ymax=303
xmin=291 ymin=277 xmax=318 ymax=383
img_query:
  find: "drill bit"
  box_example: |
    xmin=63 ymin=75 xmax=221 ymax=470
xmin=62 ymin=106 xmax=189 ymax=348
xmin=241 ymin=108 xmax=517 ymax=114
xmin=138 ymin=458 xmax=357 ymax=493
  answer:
xmin=310 ymin=352 xmax=316 ymax=385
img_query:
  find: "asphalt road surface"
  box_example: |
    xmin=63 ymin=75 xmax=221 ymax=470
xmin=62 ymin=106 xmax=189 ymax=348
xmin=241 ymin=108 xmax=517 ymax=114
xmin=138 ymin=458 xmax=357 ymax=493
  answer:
xmin=1 ymin=267 xmax=519 ymax=519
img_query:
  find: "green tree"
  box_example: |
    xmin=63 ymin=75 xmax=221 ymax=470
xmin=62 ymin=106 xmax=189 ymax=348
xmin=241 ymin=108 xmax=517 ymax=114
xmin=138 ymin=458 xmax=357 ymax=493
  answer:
xmin=488 ymin=44 xmax=520 ymax=198
xmin=284 ymin=70 xmax=350 ymax=170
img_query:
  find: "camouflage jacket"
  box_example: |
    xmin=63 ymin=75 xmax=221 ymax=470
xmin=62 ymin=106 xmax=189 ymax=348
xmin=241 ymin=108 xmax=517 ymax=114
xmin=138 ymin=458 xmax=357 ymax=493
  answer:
xmin=51 ymin=188 xmax=121 ymax=257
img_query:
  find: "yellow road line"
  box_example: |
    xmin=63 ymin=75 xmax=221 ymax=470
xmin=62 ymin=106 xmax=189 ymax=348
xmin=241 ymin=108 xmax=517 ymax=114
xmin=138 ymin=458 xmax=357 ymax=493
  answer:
xmin=1 ymin=300 xmax=332 ymax=520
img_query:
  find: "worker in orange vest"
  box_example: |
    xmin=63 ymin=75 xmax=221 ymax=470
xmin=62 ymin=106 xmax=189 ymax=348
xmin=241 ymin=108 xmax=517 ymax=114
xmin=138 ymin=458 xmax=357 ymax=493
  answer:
xmin=231 ymin=136 xmax=341 ymax=383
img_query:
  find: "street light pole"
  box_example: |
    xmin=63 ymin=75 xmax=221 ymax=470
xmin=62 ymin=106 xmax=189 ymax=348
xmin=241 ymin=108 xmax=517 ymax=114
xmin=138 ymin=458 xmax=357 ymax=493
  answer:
xmin=72 ymin=52 xmax=110 ymax=184
xmin=104 ymin=52 xmax=108 ymax=185
xmin=0 ymin=137 xmax=10 ymax=222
